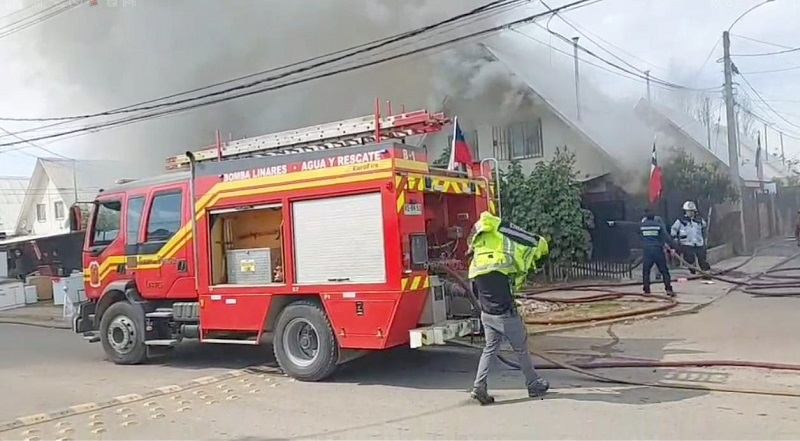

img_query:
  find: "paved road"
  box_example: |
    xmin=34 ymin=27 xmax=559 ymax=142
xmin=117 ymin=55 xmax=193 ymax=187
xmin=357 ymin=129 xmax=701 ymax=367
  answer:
xmin=1 ymin=249 xmax=799 ymax=440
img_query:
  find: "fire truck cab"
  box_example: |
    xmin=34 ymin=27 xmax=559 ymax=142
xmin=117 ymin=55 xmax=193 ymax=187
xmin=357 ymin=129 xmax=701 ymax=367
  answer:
xmin=71 ymin=106 xmax=499 ymax=381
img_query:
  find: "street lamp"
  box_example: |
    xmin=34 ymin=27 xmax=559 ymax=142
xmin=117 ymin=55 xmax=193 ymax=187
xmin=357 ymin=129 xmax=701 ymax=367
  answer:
xmin=722 ymin=0 xmax=776 ymax=254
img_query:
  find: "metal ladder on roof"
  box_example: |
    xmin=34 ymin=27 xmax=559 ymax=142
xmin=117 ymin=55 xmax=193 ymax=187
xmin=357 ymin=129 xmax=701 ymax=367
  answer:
xmin=165 ymin=103 xmax=449 ymax=170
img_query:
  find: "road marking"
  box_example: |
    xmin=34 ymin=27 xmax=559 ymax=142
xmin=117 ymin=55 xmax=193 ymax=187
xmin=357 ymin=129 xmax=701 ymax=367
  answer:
xmin=0 ymin=366 xmax=284 ymax=434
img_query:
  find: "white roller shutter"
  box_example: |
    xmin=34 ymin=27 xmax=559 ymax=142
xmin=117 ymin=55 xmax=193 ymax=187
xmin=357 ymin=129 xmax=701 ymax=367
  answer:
xmin=292 ymin=192 xmax=386 ymax=284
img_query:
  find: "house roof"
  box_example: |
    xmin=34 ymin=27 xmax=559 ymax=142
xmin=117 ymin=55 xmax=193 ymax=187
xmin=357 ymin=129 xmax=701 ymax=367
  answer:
xmin=480 ymin=34 xmax=657 ymax=171
xmin=0 ymin=176 xmax=28 ymax=234
xmin=14 ymin=158 xmax=138 ymax=235
xmin=635 ymin=98 xmax=792 ymax=182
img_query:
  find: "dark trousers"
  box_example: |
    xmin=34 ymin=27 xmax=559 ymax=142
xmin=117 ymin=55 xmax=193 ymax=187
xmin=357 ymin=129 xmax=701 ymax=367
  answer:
xmin=643 ymin=247 xmax=672 ymax=292
xmin=681 ymin=245 xmax=710 ymax=274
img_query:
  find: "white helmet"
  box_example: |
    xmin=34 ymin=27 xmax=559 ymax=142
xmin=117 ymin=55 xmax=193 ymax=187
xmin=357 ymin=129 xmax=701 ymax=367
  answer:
xmin=682 ymin=201 xmax=697 ymax=211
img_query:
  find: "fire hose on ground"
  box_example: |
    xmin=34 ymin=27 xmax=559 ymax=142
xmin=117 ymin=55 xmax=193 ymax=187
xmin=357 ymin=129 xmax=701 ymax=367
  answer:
xmin=431 ymin=243 xmax=800 ymax=399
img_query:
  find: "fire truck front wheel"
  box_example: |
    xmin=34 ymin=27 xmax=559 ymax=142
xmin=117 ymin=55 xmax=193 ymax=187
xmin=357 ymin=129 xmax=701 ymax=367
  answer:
xmin=273 ymin=301 xmax=338 ymax=382
xmin=99 ymin=301 xmax=147 ymax=365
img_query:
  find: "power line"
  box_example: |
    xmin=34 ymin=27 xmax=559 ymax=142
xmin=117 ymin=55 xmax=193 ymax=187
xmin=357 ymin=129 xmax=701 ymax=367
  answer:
xmin=0 ymin=0 xmax=604 ymax=148
xmin=731 ymin=33 xmax=795 ymax=50
xmin=539 ymin=0 xmax=665 ymax=75
xmin=522 ymin=24 xmax=719 ymax=92
xmin=738 ymin=72 xmax=800 ymax=133
xmin=0 ymin=0 xmax=529 ymax=124
xmin=0 ymin=0 xmax=84 ymax=41
xmin=512 ymin=28 xmax=685 ymax=91
xmin=732 ymin=46 xmax=800 ymax=57
xmin=740 ymin=65 xmax=800 ymax=74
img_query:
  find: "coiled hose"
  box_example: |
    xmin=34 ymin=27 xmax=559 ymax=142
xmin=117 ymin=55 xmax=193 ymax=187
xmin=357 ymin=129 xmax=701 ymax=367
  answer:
xmin=432 ymin=242 xmax=800 ymax=398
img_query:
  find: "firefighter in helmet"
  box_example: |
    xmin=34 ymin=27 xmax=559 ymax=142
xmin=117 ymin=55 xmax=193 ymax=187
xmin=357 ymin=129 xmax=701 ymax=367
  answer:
xmin=467 ymin=211 xmax=551 ymax=405
xmin=670 ymin=200 xmax=711 ymax=275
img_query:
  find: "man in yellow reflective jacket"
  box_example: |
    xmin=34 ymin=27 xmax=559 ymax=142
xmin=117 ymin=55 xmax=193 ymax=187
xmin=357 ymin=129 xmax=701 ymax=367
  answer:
xmin=467 ymin=212 xmax=550 ymax=405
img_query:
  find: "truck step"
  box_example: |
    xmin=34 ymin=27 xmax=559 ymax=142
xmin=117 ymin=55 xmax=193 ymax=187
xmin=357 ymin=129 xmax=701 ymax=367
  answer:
xmin=409 ymin=318 xmax=480 ymax=349
xmin=200 ymin=338 xmax=259 ymax=345
xmin=146 ymin=309 xmax=173 ymax=318
xmin=82 ymin=331 xmax=100 ymax=343
xmin=145 ymin=339 xmax=179 ymax=346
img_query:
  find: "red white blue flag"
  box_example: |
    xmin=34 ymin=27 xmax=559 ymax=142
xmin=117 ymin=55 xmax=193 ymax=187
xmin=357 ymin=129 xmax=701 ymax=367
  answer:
xmin=649 ymin=139 xmax=663 ymax=204
xmin=447 ymin=116 xmax=474 ymax=171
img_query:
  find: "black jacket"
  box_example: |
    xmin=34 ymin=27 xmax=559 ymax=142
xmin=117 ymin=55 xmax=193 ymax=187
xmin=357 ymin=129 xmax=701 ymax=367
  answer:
xmin=640 ymin=217 xmax=674 ymax=250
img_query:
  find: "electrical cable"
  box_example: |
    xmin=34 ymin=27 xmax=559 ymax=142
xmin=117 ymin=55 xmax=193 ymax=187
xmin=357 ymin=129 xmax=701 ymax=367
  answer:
xmin=0 ymin=0 xmax=529 ymax=124
xmin=0 ymin=0 xmax=84 ymax=41
xmin=738 ymin=72 xmax=800 ymax=133
xmin=732 ymin=46 xmax=800 ymax=57
xmin=0 ymin=0 xmax=604 ymax=148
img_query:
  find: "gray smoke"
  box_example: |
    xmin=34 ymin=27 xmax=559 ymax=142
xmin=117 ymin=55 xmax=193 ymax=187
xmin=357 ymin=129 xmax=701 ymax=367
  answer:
xmin=21 ymin=0 xmax=496 ymax=175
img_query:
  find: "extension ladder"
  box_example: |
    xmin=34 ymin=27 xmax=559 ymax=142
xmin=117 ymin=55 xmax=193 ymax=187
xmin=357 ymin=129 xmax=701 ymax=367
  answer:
xmin=165 ymin=107 xmax=449 ymax=170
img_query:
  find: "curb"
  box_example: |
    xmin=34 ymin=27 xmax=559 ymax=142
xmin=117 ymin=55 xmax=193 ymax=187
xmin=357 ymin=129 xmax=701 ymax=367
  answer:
xmin=0 ymin=367 xmax=282 ymax=434
xmin=0 ymin=319 xmax=71 ymax=330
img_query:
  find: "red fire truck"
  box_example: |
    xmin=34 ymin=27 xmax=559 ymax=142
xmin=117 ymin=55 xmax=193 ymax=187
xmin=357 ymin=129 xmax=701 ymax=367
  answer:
xmin=70 ymin=103 xmax=499 ymax=381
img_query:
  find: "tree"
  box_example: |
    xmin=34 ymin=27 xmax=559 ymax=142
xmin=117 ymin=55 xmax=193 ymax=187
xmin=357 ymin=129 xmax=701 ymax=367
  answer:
xmin=499 ymin=148 xmax=591 ymax=266
xmin=661 ymin=149 xmax=738 ymax=209
xmin=433 ymin=145 xmax=450 ymax=167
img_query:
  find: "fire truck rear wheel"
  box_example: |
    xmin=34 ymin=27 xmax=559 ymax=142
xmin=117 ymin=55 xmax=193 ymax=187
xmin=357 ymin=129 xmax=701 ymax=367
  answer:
xmin=273 ymin=301 xmax=338 ymax=382
xmin=99 ymin=301 xmax=147 ymax=365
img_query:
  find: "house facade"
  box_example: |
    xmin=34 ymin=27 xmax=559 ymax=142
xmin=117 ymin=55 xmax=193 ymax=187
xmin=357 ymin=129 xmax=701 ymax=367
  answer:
xmin=0 ymin=176 xmax=28 ymax=239
xmin=14 ymin=158 xmax=131 ymax=238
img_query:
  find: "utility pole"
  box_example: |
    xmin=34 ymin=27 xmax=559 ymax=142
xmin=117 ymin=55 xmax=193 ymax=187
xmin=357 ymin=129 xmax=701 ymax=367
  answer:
xmin=723 ymin=31 xmax=748 ymax=253
xmin=572 ymin=36 xmax=581 ymax=121
xmin=763 ymin=122 xmax=769 ymax=163
xmin=780 ymin=131 xmax=786 ymax=167
xmin=704 ymin=96 xmax=712 ymax=150
xmin=645 ymin=70 xmax=651 ymax=101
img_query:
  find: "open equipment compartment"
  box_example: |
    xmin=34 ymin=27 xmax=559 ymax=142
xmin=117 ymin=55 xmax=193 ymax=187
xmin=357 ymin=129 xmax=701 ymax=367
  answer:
xmin=208 ymin=203 xmax=284 ymax=286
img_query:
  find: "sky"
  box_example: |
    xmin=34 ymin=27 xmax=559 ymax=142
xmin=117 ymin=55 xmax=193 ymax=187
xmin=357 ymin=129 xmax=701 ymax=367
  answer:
xmin=0 ymin=0 xmax=798 ymax=180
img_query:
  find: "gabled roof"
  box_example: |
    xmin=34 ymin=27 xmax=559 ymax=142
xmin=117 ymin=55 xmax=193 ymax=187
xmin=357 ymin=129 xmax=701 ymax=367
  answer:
xmin=14 ymin=158 xmax=135 ymax=235
xmin=0 ymin=176 xmax=28 ymax=234
xmin=635 ymin=98 xmax=792 ymax=182
xmin=480 ymin=34 xmax=657 ymax=171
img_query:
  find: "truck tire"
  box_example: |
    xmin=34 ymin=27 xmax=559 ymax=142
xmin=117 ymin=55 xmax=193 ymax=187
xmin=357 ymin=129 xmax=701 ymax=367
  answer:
xmin=273 ymin=301 xmax=338 ymax=382
xmin=99 ymin=301 xmax=147 ymax=365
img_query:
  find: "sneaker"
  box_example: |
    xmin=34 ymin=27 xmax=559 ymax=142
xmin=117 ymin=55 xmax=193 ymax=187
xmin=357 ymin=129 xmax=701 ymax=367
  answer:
xmin=643 ymin=289 xmax=651 ymax=295
xmin=665 ymin=289 xmax=676 ymax=297
xmin=527 ymin=377 xmax=550 ymax=398
xmin=470 ymin=387 xmax=495 ymax=405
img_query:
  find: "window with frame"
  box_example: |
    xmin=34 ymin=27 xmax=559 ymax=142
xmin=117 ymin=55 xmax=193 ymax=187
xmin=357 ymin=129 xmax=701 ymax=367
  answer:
xmin=447 ymin=129 xmax=480 ymax=159
xmin=492 ymin=119 xmax=544 ymax=160
xmin=126 ymin=196 xmax=146 ymax=245
xmin=145 ymin=191 xmax=182 ymax=243
xmin=91 ymin=200 xmax=122 ymax=246
xmin=36 ymin=203 xmax=46 ymax=222
xmin=54 ymin=201 xmax=65 ymax=220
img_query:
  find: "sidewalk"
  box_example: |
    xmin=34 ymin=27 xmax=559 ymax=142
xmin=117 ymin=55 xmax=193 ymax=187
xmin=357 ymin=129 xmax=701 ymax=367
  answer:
xmin=524 ymin=252 xmax=793 ymax=335
xmin=0 ymin=302 xmax=70 ymax=329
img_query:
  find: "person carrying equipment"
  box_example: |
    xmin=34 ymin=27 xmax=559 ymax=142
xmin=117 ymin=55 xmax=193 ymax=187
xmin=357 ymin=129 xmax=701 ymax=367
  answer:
xmin=670 ymin=201 xmax=711 ymax=275
xmin=641 ymin=208 xmax=677 ymax=296
xmin=466 ymin=211 xmax=551 ymax=405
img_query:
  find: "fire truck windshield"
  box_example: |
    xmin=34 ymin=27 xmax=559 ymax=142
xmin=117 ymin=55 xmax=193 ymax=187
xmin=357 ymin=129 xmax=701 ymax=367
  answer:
xmin=91 ymin=200 xmax=122 ymax=247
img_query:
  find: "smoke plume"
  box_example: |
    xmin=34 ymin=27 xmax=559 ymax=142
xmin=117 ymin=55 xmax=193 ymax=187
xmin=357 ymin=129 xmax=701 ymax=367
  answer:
xmin=21 ymin=0 xmax=492 ymax=175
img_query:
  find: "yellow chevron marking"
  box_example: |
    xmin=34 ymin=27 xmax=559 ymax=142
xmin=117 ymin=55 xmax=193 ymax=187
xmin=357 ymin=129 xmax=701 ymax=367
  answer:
xmin=401 ymin=275 xmax=429 ymax=291
xmin=395 ymin=175 xmax=406 ymax=213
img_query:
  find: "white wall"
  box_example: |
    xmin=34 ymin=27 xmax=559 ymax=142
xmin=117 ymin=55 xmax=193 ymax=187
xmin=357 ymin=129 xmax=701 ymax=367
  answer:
xmin=424 ymin=109 xmax=614 ymax=179
xmin=18 ymin=175 xmax=68 ymax=236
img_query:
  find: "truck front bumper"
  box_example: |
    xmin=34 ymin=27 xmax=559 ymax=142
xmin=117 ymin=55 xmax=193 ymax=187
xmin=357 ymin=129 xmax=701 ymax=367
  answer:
xmin=409 ymin=318 xmax=481 ymax=349
xmin=72 ymin=300 xmax=96 ymax=334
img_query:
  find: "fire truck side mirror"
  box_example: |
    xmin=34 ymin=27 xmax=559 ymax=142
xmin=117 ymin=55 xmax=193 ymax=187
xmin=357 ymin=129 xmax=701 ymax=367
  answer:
xmin=68 ymin=205 xmax=83 ymax=232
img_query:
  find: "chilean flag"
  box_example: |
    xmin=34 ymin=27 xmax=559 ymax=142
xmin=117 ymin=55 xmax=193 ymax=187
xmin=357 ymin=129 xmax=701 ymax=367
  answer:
xmin=649 ymin=139 xmax=663 ymax=204
xmin=447 ymin=117 xmax=474 ymax=171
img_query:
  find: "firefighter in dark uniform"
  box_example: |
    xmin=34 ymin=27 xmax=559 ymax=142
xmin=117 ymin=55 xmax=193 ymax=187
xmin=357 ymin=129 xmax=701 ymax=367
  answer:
xmin=641 ymin=208 xmax=676 ymax=297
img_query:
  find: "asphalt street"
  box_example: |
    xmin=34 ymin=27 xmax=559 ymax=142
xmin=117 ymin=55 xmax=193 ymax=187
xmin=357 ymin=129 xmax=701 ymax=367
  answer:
xmin=1 ymin=247 xmax=799 ymax=440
